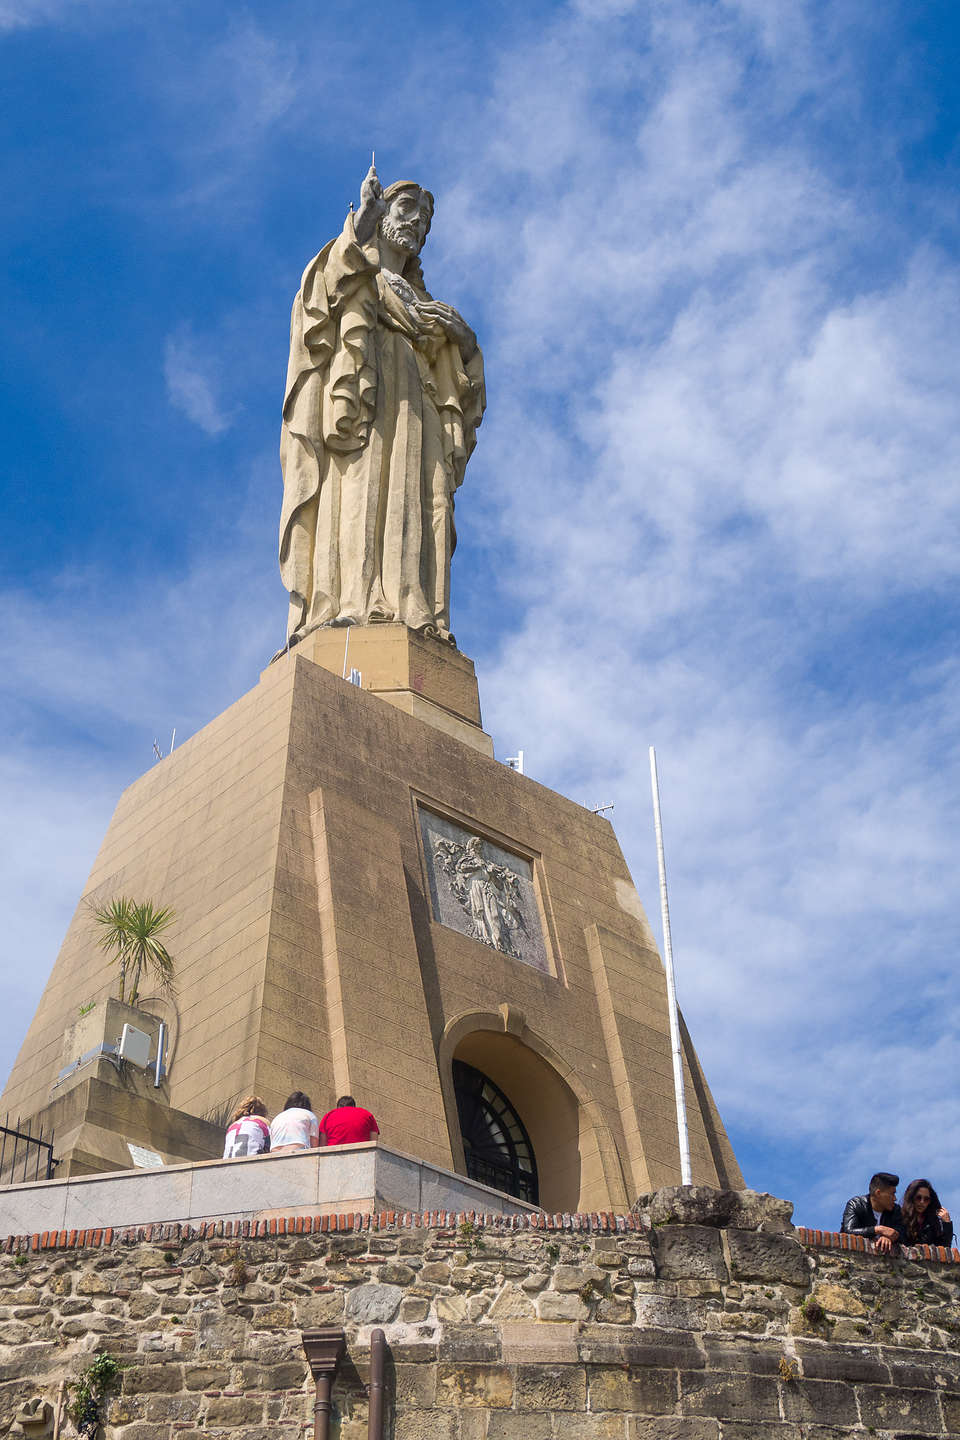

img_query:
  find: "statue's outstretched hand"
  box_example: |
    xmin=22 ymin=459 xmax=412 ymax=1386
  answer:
xmin=415 ymin=300 xmax=477 ymax=360
xmin=356 ymin=163 xmax=386 ymax=244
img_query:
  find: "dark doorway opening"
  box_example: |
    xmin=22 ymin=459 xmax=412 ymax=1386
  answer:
xmin=452 ymin=1059 xmax=539 ymax=1204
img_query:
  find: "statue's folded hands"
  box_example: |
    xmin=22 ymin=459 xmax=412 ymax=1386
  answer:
xmin=413 ymin=299 xmax=478 ymax=360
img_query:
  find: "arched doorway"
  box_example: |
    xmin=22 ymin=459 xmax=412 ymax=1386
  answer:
xmin=452 ymin=1059 xmax=538 ymax=1204
xmin=446 ymin=1026 xmax=585 ymax=1211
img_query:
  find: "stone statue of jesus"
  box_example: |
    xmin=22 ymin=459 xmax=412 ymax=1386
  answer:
xmin=278 ymin=163 xmax=485 ymax=649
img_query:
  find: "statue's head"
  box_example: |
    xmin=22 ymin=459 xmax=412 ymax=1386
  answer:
xmin=380 ymin=181 xmax=434 ymax=258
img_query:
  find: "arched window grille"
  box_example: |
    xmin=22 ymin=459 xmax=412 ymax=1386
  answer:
xmin=452 ymin=1059 xmax=539 ymax=1205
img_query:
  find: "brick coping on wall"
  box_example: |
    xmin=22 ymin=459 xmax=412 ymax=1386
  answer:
xmin=3 ymin=1209 xmax=958 ymax=1263
xmin=795 ymin=1224 xmax=959 ymax=1263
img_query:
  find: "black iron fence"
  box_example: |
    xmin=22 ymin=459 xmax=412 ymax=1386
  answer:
xmin=0 ymin=1115 xmax=57 ymax=1185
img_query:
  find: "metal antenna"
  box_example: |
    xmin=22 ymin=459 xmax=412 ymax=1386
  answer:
xmin=649 ymin=746 xmax=692 ymax=1185
xmin=152 ymin=739 xmax=163 ymax=760
xmin=591 ymin=802 xmax=614 ymax=815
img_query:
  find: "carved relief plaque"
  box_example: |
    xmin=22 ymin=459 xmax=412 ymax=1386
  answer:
xmin=418 ymin=809 xmax=550 ymax=974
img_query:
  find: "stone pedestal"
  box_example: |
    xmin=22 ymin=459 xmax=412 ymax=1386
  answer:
xmin=52 ymin=997 xmax=169 ymax=1104
xmin=275 ymin=624 xmax=493 ymax=755
xmin=1 ymin=639 xmax=741 ymax=1209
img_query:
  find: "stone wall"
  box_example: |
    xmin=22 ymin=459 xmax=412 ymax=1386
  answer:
xmin=2 ymin=1204 xmax=959 ymax=1440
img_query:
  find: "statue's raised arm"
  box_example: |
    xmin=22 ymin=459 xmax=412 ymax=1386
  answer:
xmin=355 ymin=162 xmax=386 ymax=244
xmin=277 ymin=166 xmax=485 ymax=650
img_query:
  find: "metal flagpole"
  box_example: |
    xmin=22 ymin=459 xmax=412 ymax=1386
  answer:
xmin=649 ymin=746 xmax=692 ymax=1185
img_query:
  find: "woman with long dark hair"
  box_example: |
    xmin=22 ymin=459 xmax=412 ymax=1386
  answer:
xmin=902 ymin=1178 xmax=953 ymax=1247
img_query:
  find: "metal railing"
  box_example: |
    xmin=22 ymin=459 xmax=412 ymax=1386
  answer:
xmin=0 ymin=1115 xmax=57 ymax=1185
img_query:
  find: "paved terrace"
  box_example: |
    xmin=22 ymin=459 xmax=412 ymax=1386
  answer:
xmin=0 ymin=1141 xmax=538 ymax=1238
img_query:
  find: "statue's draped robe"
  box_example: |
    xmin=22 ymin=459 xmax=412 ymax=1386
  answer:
xmin=279 ymin=213 xmax=485 ymax=642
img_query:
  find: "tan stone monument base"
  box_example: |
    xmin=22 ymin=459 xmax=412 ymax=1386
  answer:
xmin=280 ymin=623 xmax=493 ymax=755
xmin=1 ymin=630 xmax=741 ymax=1207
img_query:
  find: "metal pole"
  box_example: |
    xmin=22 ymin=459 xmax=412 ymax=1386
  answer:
xmin=313 ymin=1374 xmax=334 ymax=1440
xmin=368 ymin=1328 xmax=386 ymax=1440
xmin=155 ymin=1023 xmax=165 ymax=1088
xmin=649 ymin=746 xmax=692 ymax=1185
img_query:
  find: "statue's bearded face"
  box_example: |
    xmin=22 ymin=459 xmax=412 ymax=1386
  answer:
xmin=381 ymin=189 xmax=432 ymax=256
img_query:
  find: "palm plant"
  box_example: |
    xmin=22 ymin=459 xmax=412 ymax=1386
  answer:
xmin=89 ymin=897 xmax=176 ymax=1004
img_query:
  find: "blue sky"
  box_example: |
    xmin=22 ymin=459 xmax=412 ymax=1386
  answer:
xmin=2 ymin=0 xmax=959 ymax=1230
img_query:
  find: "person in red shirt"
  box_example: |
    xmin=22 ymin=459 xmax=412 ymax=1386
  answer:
xmin=319 ymin=1095 xmax=380 ymax=1147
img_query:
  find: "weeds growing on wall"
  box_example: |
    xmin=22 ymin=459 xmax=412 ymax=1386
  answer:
xmin=70 ymin=1354 xmax=122 ymax=1437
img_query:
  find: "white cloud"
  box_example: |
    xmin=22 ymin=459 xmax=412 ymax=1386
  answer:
xmin=0 ymin=752 xmax=115 ymax=1010
xmin=425 ymin=0 xmax=960 ymax=1222
xmin=0 ymin=453 xmax=282 ymax=1081
xmin=154 ymin=17 xmax=301 ymax=210
xmin=0 ymin=0 xmax=93 ymax=31
xmin=163 ymin=327 xmax=235 ymax=436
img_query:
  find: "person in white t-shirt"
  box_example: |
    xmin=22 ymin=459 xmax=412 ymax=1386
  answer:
xmin=269 ymin=1090 xmax=321 ymax=1154
xmin=223 ymin=1096 xmax=272 ymax=1159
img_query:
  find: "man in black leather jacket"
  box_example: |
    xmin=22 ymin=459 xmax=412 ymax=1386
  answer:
xmin=842 ymin=1172 xmax=908 ymax=1253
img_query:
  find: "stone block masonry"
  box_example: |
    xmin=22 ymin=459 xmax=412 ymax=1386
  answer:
xmin=2 ymin=1206 xmax=959 ymax=1439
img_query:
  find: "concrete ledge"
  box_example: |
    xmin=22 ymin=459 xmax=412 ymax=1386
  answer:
xmin=0 ymin=1142 xmax=537 ymax=1236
